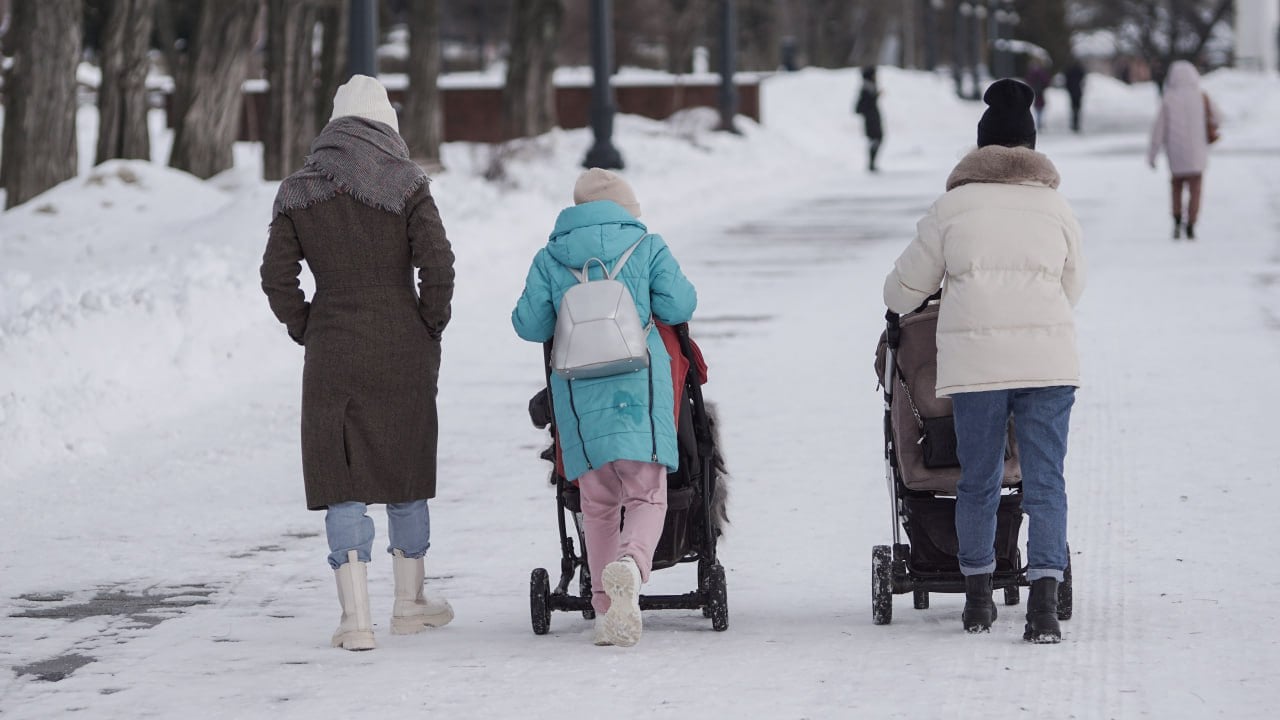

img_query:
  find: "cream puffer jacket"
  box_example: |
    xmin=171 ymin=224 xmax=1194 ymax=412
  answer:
xmin=883 ymin=145 xmax=1085 ymax=397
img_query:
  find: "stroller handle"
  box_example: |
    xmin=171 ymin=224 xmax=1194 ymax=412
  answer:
xmin=885 ymin=290 xmax=943 ymax=348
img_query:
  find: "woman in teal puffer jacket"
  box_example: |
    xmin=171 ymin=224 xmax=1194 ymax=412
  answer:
xmin=512 ymin=169 xmax=697 ymax=647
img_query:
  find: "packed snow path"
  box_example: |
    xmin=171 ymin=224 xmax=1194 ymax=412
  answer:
xmin=3 ymin=69 xmax=1279 ymax=718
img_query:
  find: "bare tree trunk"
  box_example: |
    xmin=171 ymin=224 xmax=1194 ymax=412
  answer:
xmin=738 ymin=0 xmax=778 ymax=71
xmin=264 ymin=0 xmax=318 ymax=180
xmin=97 ymin=0 xmax=157 ymax=165
xmin=666 ymin=0 xmax=709 ymax=73
xmin=169 ymin=0 xmax=259 ymax=179
xmin=1 ymin=0 xmax=82 ymax=209
xmin=403 ymin=0 xmax=444 ymax=168
xmin=805 ymin=0 xmax=857 ymax=68
xmin=314 ymin=0 xmax=349 ymax=132
xmin=500 ymin=0 xmax=563 ymax=140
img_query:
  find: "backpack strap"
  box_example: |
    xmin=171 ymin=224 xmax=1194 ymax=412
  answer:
xmin=569 ymin=258 xmax=608 ymax=283
xmin=607 ymin=235 xmax=648 ymax=280
xmin=609 ymin=235 xmax=654 ymax=335
xmin=567 ymin=234 xmax=649 ymax=283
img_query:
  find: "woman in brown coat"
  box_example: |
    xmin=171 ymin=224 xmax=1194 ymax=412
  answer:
xmin=260 ymin=75 xmax=456 ymax=651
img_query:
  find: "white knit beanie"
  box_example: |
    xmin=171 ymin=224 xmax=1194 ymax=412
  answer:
xmin=330 ymin=74 xmax=399 ymax=133
xmin=573 ymin=168 xmax=641 ymax=217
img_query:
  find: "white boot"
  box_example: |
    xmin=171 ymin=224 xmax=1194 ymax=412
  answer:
xmin=332 ymin=550 xmax=375 ymax=651
xmin=390 ymin=549 xmax=455 ymax=634
xmin=601 ymin=556 xmax=643 ymax=647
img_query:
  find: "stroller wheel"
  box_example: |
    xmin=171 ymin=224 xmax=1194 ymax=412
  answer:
xmin=913 ymin=589 xmax=929 ymax=610
xmin=1057 ymin=552 xmax=1074 ymax=621
xmin=872 ymin=545 xmax=893 ymax=625
xmin=1004 ymin=585 xmax=1020 ymax=606
xmin=579 ymin=568 xmax=596 ymax=620
xmin=706 ymin=563 xmax=729 ymax=631
xmin=530 ymin=568 xmax=552 ymax=635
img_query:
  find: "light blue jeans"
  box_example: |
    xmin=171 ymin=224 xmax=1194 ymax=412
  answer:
xmin=951 ymin=386 xmax=1075 ymax=582
xmin=324 ymin=500 xmax=431 ymax=569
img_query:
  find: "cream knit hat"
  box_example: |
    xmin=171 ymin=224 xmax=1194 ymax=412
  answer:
xmin=573 ymin=168 xmax=641 ymax=217
xmin=330 ymin=74 xmax=399 ymax=133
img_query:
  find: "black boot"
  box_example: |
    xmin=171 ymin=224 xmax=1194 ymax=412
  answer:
xmin=1172 ymin=215 xmax=1183 ymax=240
xmin=1186 ymin=222 xmax=1195 ymax=240
xmin=1023 ymin=578 xmax=1062 ymax=643
xmin=962 ymin=573 xmax=997 ymax=633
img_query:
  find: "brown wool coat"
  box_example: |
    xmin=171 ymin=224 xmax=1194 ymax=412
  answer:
xmin=260 ymin=186 xmax=454 ymax=510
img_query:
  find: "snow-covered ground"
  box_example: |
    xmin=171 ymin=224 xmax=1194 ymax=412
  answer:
xmin=2 ymin=67 xmax=1280 ymax=718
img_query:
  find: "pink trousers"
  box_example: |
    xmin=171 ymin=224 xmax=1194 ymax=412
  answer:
xmin=578 ymin=459 xmax=669 ymax=614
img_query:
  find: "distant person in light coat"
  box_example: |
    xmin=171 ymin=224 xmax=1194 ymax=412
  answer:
xmin=1147 ymin=60 xmax=1220 ymax=240
xmin=883 ymin=79 xmax=1085 ymax=644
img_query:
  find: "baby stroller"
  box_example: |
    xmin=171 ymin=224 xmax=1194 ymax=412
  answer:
xmin=526 ymin=322 xmax=729 ymax=634
xmin=872 ymin=294 xmax=1073 ymax=624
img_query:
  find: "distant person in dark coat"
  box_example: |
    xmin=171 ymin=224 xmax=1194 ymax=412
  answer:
xmin=261 ymin=75 xmax=456 ymax=651
xmin=1025 ymin=60 xmax=1051 ymax=129
xmin=1065 ymin=60 xmax=1086 ymax=133
xmin=854 ymin=66 xmax=884 ymax=172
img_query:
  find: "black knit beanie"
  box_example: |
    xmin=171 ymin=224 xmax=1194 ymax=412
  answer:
xmin=977 ymin=78 xmax=1037 ymax=149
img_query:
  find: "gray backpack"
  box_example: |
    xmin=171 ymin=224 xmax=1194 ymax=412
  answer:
xmin=551 ymin=236 xmax=651 ymax=380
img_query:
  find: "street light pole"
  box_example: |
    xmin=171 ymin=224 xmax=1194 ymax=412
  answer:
xmin=583 ymin=0 xmax=624 ymax=169
xmin=347 ymin=0 xmax=377 ymax=79
xmin=987 ymin=0 xmax=1000 ymax=77
xmin=954 ymin=2 xmax=969 ymax=97
xmin=969 ymin=2 xmax=984 ymax=99
xmin=924 ymin=0 xmax=944 ymax=71
xmin=717 ymin=0 xmax=740 ymax=133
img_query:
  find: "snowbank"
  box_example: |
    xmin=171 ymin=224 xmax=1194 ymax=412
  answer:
xmin=2 ymin=66 xmax=1276 ymax=479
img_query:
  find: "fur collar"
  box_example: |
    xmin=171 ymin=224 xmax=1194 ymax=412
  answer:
xmin=945 ymin=145 xmax=1061 ymax=192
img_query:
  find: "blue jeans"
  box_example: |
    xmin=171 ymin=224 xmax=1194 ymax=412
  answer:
xmin=324 ymin=500 xmax=432 ymax=569
xmin=951 ymin=386 xmax=1075 ymax=582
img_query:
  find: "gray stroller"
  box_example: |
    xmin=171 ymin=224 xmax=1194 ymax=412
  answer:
xmin=871 ymin=294 xmax=1073 ymax=624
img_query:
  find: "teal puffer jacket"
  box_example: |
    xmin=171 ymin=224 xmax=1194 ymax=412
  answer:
xmin=512 ymin=200 xmax=698 ymax=481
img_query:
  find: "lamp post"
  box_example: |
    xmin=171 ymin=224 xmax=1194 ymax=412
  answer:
xmin=970 ymin=1 xmax=986 ymax=99
xmin=347 ymin=0 xmax=377 ymax=79
xmin=954 ymin=2 xmax=971 ymax=98
xmin=924 ymin=0 xmax=944 ymax=71
xmin=717 ymin=0 xmax=740 ymax=133
xmin=583 ymin=0 xmax=624 ymax=169
xmin=992 ymin=1 xmax=1019 ymax=79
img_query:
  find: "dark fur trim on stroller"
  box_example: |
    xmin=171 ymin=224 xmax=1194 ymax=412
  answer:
xmin=704 ymin=401 xmax=730 ymax=536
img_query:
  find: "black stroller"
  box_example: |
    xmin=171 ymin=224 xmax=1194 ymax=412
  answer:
xmin=872 ymin=295 xmax=1073 ymax=624
xmin=526 ymin=323 xmax=729 ymax=634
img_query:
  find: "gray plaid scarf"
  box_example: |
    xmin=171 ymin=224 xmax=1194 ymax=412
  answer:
xmin=272 ymin=116 xmax=428 ymax=220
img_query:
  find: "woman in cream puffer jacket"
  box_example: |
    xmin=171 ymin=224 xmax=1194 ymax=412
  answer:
xmin=883 ymin=144 xmax=1085 ymax=396
xmin=884 ymin=79 xmax=1085 ymax=644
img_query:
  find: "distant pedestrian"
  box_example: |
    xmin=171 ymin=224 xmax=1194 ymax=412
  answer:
xmin=1025 ymin=60 xmax=1051 ymax=129
xmin=260 ymin=75 xmax=456 ymax=651
xmin=854 ymin=66 xmax=884 ymax=172
xmin=1146 ymin=60 xmax=1220 ymax=240
xmin=883 ymin=79 xmax=1085 ymax=643
xmin=1064 ymin=59 xmax=1086 ymax=133
xmin=512 ymin=169 xmax=697 ymax=647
